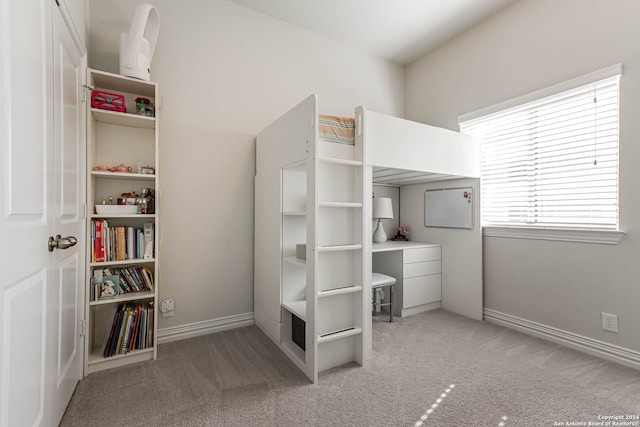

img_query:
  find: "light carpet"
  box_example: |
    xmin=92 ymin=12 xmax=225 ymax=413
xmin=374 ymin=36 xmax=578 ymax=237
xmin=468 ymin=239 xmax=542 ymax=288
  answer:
xmin=61 ymin=309 xmax=640 ymax=426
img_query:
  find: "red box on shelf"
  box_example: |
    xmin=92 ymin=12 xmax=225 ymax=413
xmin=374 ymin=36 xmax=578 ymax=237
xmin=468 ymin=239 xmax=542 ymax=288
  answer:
xmin=91 ymin=90 xmax=125 ymax=113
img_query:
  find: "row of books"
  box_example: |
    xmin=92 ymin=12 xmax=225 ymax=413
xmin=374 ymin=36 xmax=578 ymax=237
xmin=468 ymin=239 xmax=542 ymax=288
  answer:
xmin=91 ymin=220 xmax=154 ymax=262
xmin=90 ymin=266 xmax=154 ymax=301
xmin=101 ymin=302 xmax=154 ymax=358
xmin=108 ymin=265 xmax=153 ymax=293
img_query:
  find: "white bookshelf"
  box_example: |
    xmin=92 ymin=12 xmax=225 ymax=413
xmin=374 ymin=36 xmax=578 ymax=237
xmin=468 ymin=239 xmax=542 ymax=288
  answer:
xmin=84 ymin=68 xmax=160 ymax=376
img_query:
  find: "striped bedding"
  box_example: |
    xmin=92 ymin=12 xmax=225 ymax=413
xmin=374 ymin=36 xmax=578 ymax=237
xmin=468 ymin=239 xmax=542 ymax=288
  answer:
xmin=319 ymin=115 xmax=355 ymax=145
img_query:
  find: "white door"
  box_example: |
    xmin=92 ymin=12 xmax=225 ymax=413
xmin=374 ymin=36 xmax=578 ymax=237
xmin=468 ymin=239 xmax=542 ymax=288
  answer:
xmin=0 ymin=1 xmax=85 ymax=426
xmin=48 ymin=2 xmax=85 ymax=424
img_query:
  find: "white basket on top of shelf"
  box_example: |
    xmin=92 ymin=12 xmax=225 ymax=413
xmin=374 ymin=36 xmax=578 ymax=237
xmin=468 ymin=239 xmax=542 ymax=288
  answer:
xmin=95 ymin=205 xmax=138 ymax=215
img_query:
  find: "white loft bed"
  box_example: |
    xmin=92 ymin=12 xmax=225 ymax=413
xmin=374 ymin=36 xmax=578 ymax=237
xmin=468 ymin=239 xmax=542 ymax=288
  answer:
xmin=359 ymin=107 xmax=479 ymax=183
xmin=254 ymin=94 xmax=480 ymax=382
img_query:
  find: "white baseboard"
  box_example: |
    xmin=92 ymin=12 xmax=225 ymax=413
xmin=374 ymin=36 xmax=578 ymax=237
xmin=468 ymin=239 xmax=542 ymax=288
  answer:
xmin=484 ymin=308 xmax=640 ymax=370
xmin=401 ymin=301 xmax=440 ymax=318
xmin=157 ymin=312 xmax=254 ymax=344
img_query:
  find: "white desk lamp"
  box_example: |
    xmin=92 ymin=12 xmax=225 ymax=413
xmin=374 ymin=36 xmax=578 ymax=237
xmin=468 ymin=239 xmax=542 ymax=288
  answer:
xmin=372 ymin=197 xmax=393 ymax=243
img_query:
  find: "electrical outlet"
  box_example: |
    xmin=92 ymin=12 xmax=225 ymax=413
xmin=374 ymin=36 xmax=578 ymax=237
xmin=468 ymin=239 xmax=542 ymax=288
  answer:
xmin=601 ymin=312 xmax=618 ymax=333
xmin=161 ymin=298 xmax=175 ymax=318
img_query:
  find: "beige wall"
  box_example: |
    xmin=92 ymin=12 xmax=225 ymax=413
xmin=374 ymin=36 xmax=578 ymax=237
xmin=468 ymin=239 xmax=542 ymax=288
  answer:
xmin=406 ymin=0 xmax=640 ymax=351
xmin=89 ymin=0 xmax=404 ymax=330
xmin=400 ymin=178 xmax=482 ymax=320
xmin=63 ymin=0 xmax=89 ymax=47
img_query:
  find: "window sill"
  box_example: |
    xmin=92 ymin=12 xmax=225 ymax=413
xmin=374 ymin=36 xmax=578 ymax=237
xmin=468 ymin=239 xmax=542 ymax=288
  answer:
xmin=482 ymin=226 xmax=625 ymax=245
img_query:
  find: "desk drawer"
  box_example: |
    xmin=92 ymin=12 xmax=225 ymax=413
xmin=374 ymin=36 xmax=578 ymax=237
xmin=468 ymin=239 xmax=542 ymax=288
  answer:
xmin=403 ymin=261 xmax=441 ymax=278
xmin=403 ymin=274 xmax=441 ymax=308
xmin=403 ymin=247 xmax=441 ymax=264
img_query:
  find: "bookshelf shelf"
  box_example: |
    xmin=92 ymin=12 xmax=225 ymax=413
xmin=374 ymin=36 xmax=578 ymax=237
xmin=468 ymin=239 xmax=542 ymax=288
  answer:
xmin=89 ymin=258 xmax=155 ymax=267
xmin=91 ymin=171 xmax=156 ymax=181
xmin=84 ymin=68 xmax=159 ymax=376
xmin=88 ymin=346 xmax=154 ymax=364
xmin=91 ymin=108 xmax=155 ymax=129
xmin=89 ymin=291 xmax=155 ymax=306
xmin=86 ymin=346 xmax=154 ymax=374
xmin=89 ymin=214 xmax=156 ymax=219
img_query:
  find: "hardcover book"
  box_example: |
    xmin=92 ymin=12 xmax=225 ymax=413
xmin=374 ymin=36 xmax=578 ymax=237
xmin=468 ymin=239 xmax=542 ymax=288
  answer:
xmin=143 ymin=223 xmax=154 ymax=259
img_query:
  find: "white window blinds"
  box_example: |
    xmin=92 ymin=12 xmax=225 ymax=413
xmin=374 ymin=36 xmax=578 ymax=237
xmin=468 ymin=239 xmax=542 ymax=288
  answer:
xmin=460 ymin=74 xmax=620 ymax=230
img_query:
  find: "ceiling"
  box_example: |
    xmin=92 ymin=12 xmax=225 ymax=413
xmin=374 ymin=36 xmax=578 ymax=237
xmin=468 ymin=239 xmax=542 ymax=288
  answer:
xmin=229 ymin=0 xmax=516 ymax=65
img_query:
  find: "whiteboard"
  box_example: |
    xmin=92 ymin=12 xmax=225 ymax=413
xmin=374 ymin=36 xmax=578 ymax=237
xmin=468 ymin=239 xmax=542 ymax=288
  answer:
xmin=424 ymin=187 xmax=473 ymax=229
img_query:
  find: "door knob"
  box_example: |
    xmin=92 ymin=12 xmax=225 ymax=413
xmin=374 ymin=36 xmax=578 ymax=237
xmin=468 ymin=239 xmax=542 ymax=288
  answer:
xmin=48 ymin=235 xmax=78 ymax=252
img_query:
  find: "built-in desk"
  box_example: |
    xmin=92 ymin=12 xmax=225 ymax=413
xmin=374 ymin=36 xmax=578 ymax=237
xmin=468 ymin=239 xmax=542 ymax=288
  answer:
xmin=372 ymin=241 xmax=442 ymax=317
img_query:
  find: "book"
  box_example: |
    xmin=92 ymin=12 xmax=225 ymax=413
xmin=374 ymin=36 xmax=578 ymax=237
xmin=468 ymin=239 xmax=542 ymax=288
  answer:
xmin=125 ymin=267 xmax=138 ymax=291
xmin=114 ymin=308 xmax=128 ymax=355
xmin=131 ymin=267 xmax=146 ymax=291
xmin=119 ymin=268 xmax=136 ymax=293
xmin=137 ymin=229 xmax=143 ymax=259
xmin=143 ymin=223 xmax=154 ymax=259
xmin=92 ymin=269 xmax=104 ymax=300
xmin=91 ymin=221 xmax=95 ymax=262
xmin=104 ymin=305 xmax=124 ymax=357
xmin=141 ymin=266 xmax=154 ymax=291
xmin=108 ymin=226 xmax=115 ymax=261
xmin=103 ymin=220 xmax=110 ymax=261
xmin=147 ymin=302 xmax=154 ymax=347
xmin=118 ymin=268 xmax=136 ymax=293
xmin=117 ymin=226 xmax=126 ymax=260
xmin=120 ymin=306 xmax=134 ymax=354
xmin=129 ymin=305 xmax=141 ymax=350
xmin=94 ymin=220 xmax=105 ymax=263
xmin=127 ymin=226 xmax=135 ymax=259
xmin=101 ymin=305 xmax=119 ymax=357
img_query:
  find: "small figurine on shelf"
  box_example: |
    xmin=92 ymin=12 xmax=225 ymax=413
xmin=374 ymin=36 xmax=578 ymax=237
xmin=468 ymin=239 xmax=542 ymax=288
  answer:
xmin=392 ymin=225 xmax=410 ymax=241
xmin=98 ymin=276 xmax=119 ymax=300
xmin=135 ymin=97 xmax=154 ymax=117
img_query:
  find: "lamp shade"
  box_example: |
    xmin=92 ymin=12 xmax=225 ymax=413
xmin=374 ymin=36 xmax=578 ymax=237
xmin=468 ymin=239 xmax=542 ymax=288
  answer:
xmin=372 ymin=197 xmax=394 ymax=219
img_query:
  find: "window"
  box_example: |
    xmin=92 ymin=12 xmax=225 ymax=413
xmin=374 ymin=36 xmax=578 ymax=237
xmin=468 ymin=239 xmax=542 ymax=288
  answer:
xmin=460 ymin=69 xmax=620 ymax=232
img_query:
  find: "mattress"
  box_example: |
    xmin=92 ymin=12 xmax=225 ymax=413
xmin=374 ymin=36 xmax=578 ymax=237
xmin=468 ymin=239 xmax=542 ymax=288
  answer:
xmin=319 ymin=115 xmax=355 ymax=145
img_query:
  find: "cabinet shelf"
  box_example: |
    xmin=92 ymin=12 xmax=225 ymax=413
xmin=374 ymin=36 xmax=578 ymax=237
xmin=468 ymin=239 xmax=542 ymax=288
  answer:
xmin=91 ymin=171 xmax=156 ymax=181
xmin=91 ymin=108 xmax=155 ymax=129
xmin=281 ymin=340 xmax=306 ymax=368
xmin=89 ymin=291 xmax=154 ymax=306
xmin=318 ymin=202 xmax=362 ymax=208
xmin=282 ymin=300 xmax=306 ymax=321
xmin=282 ymin=211 xmax=307 ymax=216
xmin=318 ymin=285 xmax=362 ymax=298
xmin=283 ymin=257 xmax=306 ymax=267
xmin=317 ymin=156 xmax=362 ymax=166
xmin=317 ymin=326 xmax=362 ymax=344
xmin=317 ymin=244 xmax=362 ymax=253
